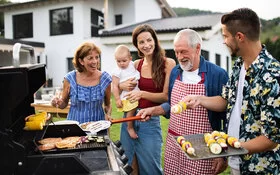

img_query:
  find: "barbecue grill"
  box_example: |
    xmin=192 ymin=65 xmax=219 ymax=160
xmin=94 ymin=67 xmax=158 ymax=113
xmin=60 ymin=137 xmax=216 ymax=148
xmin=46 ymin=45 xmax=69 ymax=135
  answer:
xmin=0 ymin=43 xmax=132 ymax=175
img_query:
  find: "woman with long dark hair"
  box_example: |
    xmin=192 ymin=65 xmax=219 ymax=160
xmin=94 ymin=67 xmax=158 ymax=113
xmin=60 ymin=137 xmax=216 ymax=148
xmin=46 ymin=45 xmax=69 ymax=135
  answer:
xmin=119 ymin=24 xmax=176 ymax=175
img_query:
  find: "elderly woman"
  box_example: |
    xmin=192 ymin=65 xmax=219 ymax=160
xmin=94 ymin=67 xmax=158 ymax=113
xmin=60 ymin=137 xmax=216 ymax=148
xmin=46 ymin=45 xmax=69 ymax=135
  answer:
xmin=51 ymin=42 xmax=112 ymax=124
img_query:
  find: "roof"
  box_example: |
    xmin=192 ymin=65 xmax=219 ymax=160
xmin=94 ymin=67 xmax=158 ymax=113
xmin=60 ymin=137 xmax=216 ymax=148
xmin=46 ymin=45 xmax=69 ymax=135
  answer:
xmin=0 ymin=0 xmax=176 ymax=18
xmin=0 ymin=0 xmax=79 ymax=12
xmin=0 ymin=0 xmax=74 ymax=11
xmin=156 ymin=0 xmax=177 ymax=17
xmin=100 ymin=13 xmax=223 ymax=37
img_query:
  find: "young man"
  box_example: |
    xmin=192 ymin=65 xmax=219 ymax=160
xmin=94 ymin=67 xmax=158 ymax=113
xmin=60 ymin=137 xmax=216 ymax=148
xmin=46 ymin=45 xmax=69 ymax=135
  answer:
xmin=182 ymin=8 xmax=280 ymax=175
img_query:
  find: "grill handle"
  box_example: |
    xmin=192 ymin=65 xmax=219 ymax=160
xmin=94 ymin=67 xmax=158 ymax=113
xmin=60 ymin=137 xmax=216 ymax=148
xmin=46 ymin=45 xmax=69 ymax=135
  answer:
xmin=111 ymin=116 xmax=142 ymax=124
xmin=13 ymin=43 xmax=35 ymax=67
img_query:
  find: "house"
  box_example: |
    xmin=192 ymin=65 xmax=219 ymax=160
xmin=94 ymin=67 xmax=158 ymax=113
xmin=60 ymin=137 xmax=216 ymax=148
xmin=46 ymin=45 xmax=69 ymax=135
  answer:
xmin=0 ymin=0 xmax=231 ymax=87
xmin=99 ymin=14 xmax=232 ymax=75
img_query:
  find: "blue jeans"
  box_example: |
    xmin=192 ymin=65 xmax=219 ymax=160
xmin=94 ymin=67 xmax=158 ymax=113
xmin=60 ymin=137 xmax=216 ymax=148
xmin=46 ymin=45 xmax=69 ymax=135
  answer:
xmin=120 ymin=114 xmax=163 ymax=175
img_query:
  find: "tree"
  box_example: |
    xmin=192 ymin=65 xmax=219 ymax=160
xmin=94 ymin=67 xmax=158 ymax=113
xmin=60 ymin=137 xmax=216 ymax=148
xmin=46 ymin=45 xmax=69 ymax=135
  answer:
xmin=264 ymin=38 xmax=280 ymax=61
xmin=272 ymin=39 xmax=280 ymax=60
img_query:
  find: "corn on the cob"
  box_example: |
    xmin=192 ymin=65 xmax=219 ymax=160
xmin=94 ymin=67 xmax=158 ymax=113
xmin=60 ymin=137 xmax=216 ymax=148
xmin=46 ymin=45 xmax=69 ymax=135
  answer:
xmin=171 ymin=101 xmax=187 ymax=114
xmin=182 ymin=141 xmax=196 ymax=156
xmin=204 ymin=133 xmax=212 ymax=143
xmin=177 ymin=136 xmax=185 ymax=145
xmin=177 ymin=136 xmax=196 ymax=156
xmin=227 ymin=136 xmax=241 ymax=148
xmin=23 ymin=111 xmax=48 ymax=130
xmin=24 ymin=121 xmax=44 ymax=130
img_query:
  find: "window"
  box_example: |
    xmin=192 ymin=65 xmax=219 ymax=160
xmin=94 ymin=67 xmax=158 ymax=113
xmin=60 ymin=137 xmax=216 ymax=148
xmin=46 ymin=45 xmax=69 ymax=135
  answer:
xmin=115 ymin=14 xmax=122 ymax=25
xmin=67 ymin=57 xmax=74 ymax=72
xmin=50 ymin=7 xmax=73 ymax=36
xmin=165 ymin=49 xmax=177 ymax=64
xmin=215 ymin=54 xmax=221 ymax=66
xmin=131 ymin=51 xmax=138 ymax=61
xmin=13 ymin=13 xmax=33 ymax=39
xmin=91 ymin=9 xmax=104 ymax=37
xmin=201 ymin=50 xmax=209 ymax=61
xmin=131 ymin=49 xmax=177 ymax=64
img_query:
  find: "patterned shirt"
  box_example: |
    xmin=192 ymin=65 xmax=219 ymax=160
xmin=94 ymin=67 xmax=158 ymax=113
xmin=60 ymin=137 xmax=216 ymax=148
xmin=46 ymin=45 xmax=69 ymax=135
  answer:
xmin=222 ymin=45 xmax=280 ymax=174
xmin=65 ymin=70 xmax=112 ymax=124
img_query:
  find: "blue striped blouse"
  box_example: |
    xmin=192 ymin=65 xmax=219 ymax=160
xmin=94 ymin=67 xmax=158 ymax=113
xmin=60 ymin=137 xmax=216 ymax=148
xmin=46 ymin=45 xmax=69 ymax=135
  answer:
xmin=65 ymin=70 xmax=112 ymax=124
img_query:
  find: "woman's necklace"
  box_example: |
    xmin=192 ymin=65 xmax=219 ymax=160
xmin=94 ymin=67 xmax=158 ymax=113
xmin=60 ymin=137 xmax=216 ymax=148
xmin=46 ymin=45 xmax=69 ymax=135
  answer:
xmin=78 ymin=72 xmax=100 ymax=86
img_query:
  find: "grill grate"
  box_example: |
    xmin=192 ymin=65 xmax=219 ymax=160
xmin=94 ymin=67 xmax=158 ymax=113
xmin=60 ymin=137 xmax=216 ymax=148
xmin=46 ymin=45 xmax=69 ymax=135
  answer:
xmin=76 ymin=141 xmax=107 ymax=149
xmin=37 ymin=141 xmax=108 ymax=154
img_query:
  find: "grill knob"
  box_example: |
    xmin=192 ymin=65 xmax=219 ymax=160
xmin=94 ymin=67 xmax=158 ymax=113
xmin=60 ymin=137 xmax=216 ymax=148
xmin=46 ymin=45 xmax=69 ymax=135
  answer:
xmin=114 ymin=140 xmax=122 ymax=148
xmin=116 ymin=154 xmax=129 ymax=166
xmin=120 ymin=154 xmax=128 ymax=165
xmin=116 ymin=146 xmax=125 ymax=156
xmin=122 ymin=164 xmax=133 ymax=174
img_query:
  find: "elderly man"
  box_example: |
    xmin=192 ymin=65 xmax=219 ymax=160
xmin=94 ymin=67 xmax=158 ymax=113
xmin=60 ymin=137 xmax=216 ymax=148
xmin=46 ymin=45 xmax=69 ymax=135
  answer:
xmin=137 ymin=28 xmax=229 ymax=175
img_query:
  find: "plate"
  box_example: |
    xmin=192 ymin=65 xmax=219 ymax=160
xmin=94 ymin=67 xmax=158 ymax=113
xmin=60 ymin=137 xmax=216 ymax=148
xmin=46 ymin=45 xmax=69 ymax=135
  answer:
xmin=80 ymin=120 xmax=111 ymax=133
xmin=174 ymin=134 xmax=248 ymax=160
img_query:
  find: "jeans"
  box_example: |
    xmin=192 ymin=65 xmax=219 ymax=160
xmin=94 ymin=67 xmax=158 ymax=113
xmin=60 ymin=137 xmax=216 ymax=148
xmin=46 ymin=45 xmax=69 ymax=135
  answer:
xmin=120 ymin=115 xmax=163 ymax=175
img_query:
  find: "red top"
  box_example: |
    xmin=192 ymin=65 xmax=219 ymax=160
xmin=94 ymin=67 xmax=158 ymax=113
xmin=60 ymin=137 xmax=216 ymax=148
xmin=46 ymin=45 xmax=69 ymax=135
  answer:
xmin=137 ymin=59 xmax=164 ymax=108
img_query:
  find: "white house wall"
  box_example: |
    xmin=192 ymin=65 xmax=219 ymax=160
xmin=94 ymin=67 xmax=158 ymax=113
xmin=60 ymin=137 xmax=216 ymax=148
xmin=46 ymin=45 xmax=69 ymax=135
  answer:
xmin=157 ymin=31 xmax=231 ymax=74
xmin=100 ymin=30 xmax=232 ymax=76
xmin=135 ymin=0 xmax=162 ymax=21
xmin=2 ymin=0 xmax=231 ymax=87
xmin=111 ymin=0 xmax=135 ymax=27
xmin=97 ymin=31 xmax=232 ymax=82
xmin=99 ymin=35 xmax=136 ymax=76
xmin=202 ymin=31 xmax=232 ymax=74
xmin=4 ymin=0 xmax=106 ymax=87
xmin=84 ymin=0 xmax=104 ymax=37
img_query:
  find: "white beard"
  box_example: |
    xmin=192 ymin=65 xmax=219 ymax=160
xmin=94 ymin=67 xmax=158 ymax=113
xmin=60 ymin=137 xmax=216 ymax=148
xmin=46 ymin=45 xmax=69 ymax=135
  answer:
xmin=180 ymin=62 xmax=193 ymax=71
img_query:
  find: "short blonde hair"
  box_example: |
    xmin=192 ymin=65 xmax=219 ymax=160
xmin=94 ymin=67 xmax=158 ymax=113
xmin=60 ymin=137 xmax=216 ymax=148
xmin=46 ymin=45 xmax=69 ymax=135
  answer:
xmin=114 ymin=44 xmax=131 ymax=58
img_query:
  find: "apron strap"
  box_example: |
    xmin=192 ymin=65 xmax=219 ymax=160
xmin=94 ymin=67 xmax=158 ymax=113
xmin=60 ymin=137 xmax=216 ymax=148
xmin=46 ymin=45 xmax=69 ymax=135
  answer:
xmin=176 ymin=74 xmax=181 ymax=80
xmin=198 ymin=72 xmax=205 ymax=84
xmin=168 ymin=128 xmax=180 ymax=136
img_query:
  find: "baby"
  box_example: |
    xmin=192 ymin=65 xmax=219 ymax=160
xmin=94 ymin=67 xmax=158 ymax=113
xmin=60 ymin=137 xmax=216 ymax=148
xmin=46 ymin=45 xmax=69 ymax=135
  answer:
xmin=112 ymin=45 xmax=140 ymax=139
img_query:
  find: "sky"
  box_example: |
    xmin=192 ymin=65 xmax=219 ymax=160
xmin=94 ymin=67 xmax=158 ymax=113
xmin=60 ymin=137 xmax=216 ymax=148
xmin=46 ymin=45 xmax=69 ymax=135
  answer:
xmin=166 ymin=0 xmax=280 ymax=20
xmin=10 ymin=0 xmax=280 ymax=20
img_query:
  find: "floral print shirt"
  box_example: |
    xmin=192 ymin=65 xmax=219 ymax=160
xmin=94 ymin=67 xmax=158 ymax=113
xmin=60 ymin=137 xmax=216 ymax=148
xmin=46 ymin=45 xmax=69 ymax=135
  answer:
xmin=222 ymin=46 xmax=280 ymax=174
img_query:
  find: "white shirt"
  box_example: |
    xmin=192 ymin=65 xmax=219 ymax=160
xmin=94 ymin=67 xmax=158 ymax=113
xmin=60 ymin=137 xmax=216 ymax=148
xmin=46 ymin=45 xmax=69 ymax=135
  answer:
xmin=228 ymin=63 xmax=245 ymax=170
xmin=182 ymin=69 xmax=201 ymax=84
xmin=112 ymin=61 xmax=140 ymax=99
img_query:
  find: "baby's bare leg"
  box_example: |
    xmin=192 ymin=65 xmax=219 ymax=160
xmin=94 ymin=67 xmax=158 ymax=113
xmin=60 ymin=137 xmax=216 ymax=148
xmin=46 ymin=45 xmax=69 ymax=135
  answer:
xmin=126 ymin=109 xmax=138 ymax=139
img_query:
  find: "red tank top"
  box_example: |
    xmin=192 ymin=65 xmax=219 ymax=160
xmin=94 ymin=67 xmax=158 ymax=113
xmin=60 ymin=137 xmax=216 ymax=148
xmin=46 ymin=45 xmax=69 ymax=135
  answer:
xmin=137 ymin=59 xmax=164 ymax=108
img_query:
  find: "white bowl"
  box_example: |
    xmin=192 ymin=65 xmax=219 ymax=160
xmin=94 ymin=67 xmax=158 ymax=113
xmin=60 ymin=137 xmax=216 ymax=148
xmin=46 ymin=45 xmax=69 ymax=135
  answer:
xmin=41 ymin=94 xmax=53 ymax=101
